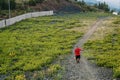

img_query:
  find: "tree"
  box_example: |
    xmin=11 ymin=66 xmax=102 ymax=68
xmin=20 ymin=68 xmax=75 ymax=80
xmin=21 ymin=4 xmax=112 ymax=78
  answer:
xmin=29 ymin=0 xmax=36 ymax=6
xmin=28 ymin=0 xmax=45 ymax=6
xmin=77 ymin=0 xmax=86 ymax=6
xmin=0 ymin=0 xmax=16 ymax=10
xmin=94 ymin=2 xmax=110 ymax=12
xmin=35 ymin=0 xmax=44 ymax=3
xmin=10 ymin=0 xmax=16 ymax=9
xmin=0 ymin=0 xmax=8 ymax=10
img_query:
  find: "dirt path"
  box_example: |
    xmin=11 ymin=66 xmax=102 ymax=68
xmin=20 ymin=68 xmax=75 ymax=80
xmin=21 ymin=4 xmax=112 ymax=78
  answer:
xmin=62 ymin=18 xmax=113 ymax=80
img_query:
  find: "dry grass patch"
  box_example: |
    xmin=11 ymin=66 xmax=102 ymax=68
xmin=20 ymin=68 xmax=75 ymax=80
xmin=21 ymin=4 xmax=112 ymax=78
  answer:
xmin=66 ymin=20 xmax=96 ymax=33
xmin=66 ymin=26 xmax=88 ymax=33
xmin=88 ymin=17 xmax=116 ymax=41
xmin=84 ymin=16 xmax=120 ymax=78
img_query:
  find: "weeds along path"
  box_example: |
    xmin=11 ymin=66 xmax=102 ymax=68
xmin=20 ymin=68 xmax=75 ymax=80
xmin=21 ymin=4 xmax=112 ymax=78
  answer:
xmin=62 ymin=18 xmax=113 ymax=80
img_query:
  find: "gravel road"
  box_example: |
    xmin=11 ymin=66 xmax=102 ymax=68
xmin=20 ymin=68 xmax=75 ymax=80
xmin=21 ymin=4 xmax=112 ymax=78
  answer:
xmin=61 ymin=18 xmax=113 ymax=80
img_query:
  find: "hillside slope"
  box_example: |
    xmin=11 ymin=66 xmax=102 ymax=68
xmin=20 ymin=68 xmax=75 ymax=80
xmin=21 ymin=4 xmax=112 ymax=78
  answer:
xmin=30 ymin=0 xmax=81 ymax=13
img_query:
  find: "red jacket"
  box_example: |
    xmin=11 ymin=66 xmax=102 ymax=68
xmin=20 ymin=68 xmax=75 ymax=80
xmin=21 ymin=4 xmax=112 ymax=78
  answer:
xmin=74 ymin=48 xmax=81 ymax=56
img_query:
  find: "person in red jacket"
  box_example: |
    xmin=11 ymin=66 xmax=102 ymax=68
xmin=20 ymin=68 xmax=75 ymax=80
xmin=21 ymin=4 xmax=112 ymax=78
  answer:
xmin=74 ymin=46 xmax=82 ymax=63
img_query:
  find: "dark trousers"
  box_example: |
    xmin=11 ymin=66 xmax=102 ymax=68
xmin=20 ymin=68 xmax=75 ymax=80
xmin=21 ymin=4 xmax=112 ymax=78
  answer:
xmin=75 ymin=55 xmax=80 ymax=60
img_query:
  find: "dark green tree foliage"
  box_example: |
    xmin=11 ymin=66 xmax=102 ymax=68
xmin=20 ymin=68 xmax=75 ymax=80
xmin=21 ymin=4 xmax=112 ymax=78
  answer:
xmin=29 ymin=0 xmax=36 ymax=6
xmin=0 ymin=0 xmax=8 ymax=10
xmin=0 ymin=0 xmax=16 ymax=10
xmin=77 ymin=0 xmax=86 ymax=6
xmin=95 ymin=2 xmax=110 ymax=12
xmin=10 ymin=0 xmax=16 ymax=9
xmin=28 ymin=0 xmax=45 ymax=6
xmin=35 ymin=0 xmax=44 ymax=3
xmin=66 ymin=0 xmax=70 ymax=1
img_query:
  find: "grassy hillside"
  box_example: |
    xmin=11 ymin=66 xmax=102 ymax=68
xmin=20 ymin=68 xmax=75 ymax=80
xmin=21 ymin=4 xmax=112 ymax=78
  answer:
xmin=0 ymin=0 xmax=102 ymax=20
xmin=0 ymin=12 xmax=110 ymax=79
xmin=29 ymin=0 xmax=81 ymax=13
xmin=84 ymin=16 xmax=120 ymax=78
xmin=0 ymin=0 xmax=80 ymax=19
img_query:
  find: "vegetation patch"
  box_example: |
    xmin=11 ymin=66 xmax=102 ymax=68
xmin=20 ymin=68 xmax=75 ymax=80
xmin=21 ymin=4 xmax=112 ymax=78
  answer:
xmin=0 ymin=12 xmax=110 ymax=79
xmin=84 ymin=16 xmax=120 ymax=78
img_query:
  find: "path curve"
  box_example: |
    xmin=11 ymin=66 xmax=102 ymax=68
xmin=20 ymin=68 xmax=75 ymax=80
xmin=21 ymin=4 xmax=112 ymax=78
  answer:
xmin=62 ymin=18 xmax=113 ymax=80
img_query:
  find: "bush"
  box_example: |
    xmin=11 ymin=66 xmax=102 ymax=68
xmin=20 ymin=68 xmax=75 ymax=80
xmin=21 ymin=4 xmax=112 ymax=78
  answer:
xmin=35 ymin=0 xmax=45 ymax=3
xmin=0 ymin=0 xmax=16 ymax=10
xmin=114 ymin=66 xmax=120 ymax=78
xmin=29 ymin=0 xmax=36 ymax=6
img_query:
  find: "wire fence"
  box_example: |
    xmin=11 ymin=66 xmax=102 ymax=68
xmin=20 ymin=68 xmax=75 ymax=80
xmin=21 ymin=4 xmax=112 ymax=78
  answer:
xmin=0 ymin=11 xmax=53 ymax=28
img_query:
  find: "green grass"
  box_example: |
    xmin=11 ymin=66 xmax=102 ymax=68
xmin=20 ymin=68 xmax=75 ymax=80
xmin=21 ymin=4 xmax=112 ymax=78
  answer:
xmin=84 ymin=16 xmax=120 ymax=78
xmin=0 ymin=12 xmax=110 ymax=79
